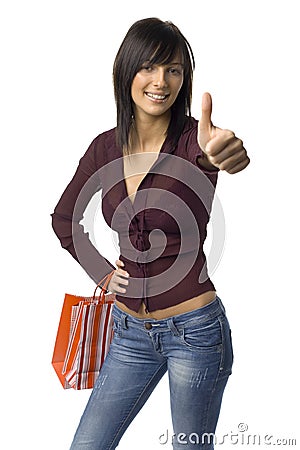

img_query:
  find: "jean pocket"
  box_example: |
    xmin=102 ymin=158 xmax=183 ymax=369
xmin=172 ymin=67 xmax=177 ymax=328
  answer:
xmin=180 ymin=316 xmax=223 ymax=352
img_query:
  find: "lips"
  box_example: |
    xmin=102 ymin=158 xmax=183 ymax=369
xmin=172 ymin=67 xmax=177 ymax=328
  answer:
xmin=145 ymin=92 xmax=170 ymax=101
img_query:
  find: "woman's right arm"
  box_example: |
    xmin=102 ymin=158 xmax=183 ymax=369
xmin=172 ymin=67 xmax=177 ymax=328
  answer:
xmin=51 ymin=135 xmax=116 ymax=284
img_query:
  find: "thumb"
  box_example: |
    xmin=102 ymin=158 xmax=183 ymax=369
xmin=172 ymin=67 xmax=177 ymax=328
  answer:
xmin=199 ymin=92 xmax=213 ymax=133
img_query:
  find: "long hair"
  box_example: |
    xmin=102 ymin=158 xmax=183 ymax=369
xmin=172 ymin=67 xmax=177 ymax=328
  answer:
xmin=113 ymin=18 xmax=195 ymax=154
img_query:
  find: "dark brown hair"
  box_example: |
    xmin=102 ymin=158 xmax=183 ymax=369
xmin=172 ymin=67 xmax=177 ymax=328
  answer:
xmin=113 ymin=18 xmax=195 ymax=154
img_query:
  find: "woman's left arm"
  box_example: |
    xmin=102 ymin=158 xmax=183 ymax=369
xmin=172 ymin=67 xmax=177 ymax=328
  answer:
xmin=197 ymin=92 xmax=250 ymax=174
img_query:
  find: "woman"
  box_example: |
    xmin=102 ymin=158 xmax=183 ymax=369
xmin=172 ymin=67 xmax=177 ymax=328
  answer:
xmin=52 ymin=17 xmax=249 ymax=449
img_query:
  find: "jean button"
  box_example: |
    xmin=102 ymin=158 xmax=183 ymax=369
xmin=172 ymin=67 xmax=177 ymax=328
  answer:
xmin=144 ymin=322 xmax=152 ymax=330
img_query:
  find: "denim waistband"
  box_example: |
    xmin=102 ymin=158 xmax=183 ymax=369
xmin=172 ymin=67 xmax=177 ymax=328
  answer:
xmin=112 ymin=296 xmax=226 ymax=331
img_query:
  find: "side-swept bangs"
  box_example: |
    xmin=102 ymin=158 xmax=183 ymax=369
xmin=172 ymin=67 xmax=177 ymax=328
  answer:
xmin=113 ymin=18 xmax=195 ymax=153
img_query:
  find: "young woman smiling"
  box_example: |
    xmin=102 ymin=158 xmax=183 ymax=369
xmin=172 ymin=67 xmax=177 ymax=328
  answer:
xmin=52 ymin=17 xmax=249 ymax=450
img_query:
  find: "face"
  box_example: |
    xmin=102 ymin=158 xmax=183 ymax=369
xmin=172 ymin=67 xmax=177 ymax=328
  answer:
xmin=131 ymin=56 xmax=184 ymax=121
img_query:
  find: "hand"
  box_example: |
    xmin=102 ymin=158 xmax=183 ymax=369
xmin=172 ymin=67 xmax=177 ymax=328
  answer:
xmin=198 ymin=92 xmax=250 ymax=174
xmin=108 ymin=259 xmax=130 ymax=294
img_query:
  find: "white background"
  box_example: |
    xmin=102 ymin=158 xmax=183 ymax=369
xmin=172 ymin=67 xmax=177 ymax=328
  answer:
xmin=1 ymin=0 xmax=299 ymax=448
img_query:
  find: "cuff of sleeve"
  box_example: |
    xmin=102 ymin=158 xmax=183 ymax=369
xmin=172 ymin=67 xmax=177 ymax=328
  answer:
xmin=191 ymin=141 xmax=219 ymax=174
xmin=196 ymin=156 xmax=220 ymax=174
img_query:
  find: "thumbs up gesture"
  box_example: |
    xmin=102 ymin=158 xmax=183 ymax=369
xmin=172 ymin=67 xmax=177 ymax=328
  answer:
xmin=198 ymin=93 xmax=250 ymax=174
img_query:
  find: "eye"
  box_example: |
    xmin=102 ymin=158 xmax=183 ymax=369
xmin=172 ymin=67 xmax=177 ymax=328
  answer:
xmin=140 ymin=65 xmax=153 ymax=72
xmin=168 ymin=67 xmax=183 ymax=75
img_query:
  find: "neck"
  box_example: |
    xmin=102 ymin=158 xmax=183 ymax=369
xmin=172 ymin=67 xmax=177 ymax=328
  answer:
xmin=130 ymin=112 xmax=170 ymax=153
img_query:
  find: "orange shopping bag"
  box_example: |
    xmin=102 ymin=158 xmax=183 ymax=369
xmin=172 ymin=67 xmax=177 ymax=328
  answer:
xmin=52 ymin=272 xmax=115 ymax=390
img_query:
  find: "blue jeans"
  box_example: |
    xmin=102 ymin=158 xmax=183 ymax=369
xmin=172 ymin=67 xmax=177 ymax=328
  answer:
xmin=70 ymin=296 xmax=233 ymax=449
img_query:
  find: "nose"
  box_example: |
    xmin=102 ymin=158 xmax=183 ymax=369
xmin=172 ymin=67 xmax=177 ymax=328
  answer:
xmin=153 ymin=67 xmax=168 ymax=88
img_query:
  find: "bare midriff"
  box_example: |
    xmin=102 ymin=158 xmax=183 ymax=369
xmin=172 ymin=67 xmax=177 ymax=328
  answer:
xmin=115 ymin=290 xmax=217 ymax=320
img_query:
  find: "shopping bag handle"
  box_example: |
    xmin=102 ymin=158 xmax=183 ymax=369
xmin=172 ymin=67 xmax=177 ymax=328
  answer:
xmin=92 ymin=271 xmax=115 ymax=302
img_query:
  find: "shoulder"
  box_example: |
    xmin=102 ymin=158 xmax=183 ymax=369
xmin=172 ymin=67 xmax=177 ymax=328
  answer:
xmin=176 ymin=116 xmax=200 ymax=160
xmin=85 ymin=127 xmax=121 ymax=168
xmin=182 ymin=116 xmax=198 ymax=136
xmin=177 ymin=116 xmax=199 ymax=150
xmin=182 ymin=116 xmax=199 ymax=133
xmin=91 ymin=127 xmax=118 ymax=155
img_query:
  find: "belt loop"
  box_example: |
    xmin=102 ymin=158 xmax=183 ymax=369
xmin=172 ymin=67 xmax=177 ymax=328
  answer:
xmin=121 ymin=313 xmax=128 ymax=330
xmin=167 ymin=318 xmax=181 ymax=336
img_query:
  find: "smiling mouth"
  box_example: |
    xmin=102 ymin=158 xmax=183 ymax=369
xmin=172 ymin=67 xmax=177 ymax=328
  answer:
xmin=145 ymin=92 xmax=170 ymax=102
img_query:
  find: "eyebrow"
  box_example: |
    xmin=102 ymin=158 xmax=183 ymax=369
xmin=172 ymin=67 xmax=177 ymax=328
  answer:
xmin=141 ymin=60 xmax=184 ymax=68
xmin=168 ymin=62 xmax=184 ymax=66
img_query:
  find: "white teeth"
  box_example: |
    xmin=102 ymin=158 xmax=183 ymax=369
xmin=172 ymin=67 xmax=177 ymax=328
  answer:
xmin=146 ymin=92 xmax=167 ymax=100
